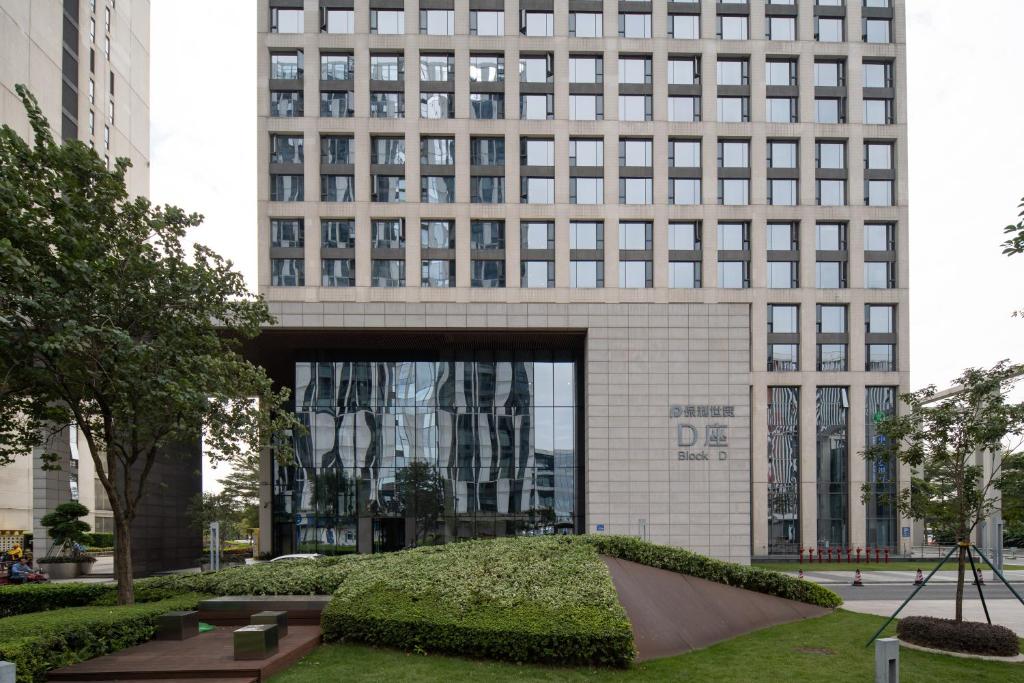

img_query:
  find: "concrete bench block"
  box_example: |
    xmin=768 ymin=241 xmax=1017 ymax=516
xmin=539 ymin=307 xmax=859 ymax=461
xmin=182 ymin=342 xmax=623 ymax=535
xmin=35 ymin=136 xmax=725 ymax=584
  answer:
xmin=251 ymin=610 xmax=288 ymax=638
xmin=0 ymin=661 xmax=14 ymax=683
xmin=155 ymin=610 xmax=199 ymax=641
xmin=233 ymin=624 xmax=279 ymax=660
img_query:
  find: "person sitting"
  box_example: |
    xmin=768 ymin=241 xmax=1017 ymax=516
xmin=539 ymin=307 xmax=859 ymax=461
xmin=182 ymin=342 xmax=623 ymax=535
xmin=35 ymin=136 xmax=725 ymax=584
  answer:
xmin=9 ymin=558 xmax=30 ymax=585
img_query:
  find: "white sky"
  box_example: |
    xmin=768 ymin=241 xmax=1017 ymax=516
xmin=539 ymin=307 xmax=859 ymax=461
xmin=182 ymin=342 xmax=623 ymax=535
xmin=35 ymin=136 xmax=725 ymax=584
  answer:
xmin=148 ymin=1 xmax=1024 ymax=491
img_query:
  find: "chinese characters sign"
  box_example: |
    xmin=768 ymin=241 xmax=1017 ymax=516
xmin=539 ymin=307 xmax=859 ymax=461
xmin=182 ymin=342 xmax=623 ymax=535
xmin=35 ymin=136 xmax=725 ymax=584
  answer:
xmin=671 ymin=404 xmax=735 ymax=461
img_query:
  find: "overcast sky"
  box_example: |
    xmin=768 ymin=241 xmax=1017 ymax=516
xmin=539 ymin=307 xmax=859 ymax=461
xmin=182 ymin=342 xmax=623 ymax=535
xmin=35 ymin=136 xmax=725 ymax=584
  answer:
xmin=149 ymin=2 xmax=1024 ymax=490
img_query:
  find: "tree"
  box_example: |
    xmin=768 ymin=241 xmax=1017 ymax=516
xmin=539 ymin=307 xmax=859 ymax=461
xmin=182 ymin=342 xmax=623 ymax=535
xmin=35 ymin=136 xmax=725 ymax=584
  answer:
xmin=216 ymin=452 xmax=261 ymax=539
xmin=395 ymin=461 xmax=444 ymax=545
xmin=999 ymin=453 xmax=1024 ymax=545
xmin=0 ymin=87 xmax=300 ymax=604
xmin=863 ymin=361 xmax=1024 ymax=622
xmin=186 ymin=492 xmax=243 ymax=542
xmin=40 ymin=501 xmax=91 ymax=557
xmin=1002 ymin=195 xmax=1024 ymax=316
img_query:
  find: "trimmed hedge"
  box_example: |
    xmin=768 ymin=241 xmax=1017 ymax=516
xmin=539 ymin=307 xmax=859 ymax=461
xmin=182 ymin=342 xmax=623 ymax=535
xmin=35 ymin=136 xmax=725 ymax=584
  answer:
xmin=0 ymin=594 xmax=205 ymax=683
xmin=0 ymin=583 xmax=114 ymax=618
xmin=582 ymin=535 xmax=843 ymax=609
xmin=322 ymin=536 xmax=635 ymax=667
xmin=897 ymin=616 xmax=1021 ymax=657
xmin=83 ymin=532 xmax=114 ymax=548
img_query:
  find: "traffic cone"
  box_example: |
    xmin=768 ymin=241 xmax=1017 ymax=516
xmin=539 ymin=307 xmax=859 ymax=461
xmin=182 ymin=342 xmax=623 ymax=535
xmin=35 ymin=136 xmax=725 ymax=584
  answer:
xmin=798 ymin=568 xmax=805 ymax=580
xmin=853 ymin=569 xmax=864 ymax=587
xmin=913 ymin=569 xmax=924 ymax=586
xmin=973 ymin=569 xmax=985 ymax=586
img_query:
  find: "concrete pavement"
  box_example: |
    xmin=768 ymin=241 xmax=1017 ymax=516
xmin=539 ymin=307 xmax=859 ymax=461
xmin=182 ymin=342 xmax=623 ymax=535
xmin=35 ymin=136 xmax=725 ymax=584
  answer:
xmin=787 ymin=569 xmax=1024 ymax=585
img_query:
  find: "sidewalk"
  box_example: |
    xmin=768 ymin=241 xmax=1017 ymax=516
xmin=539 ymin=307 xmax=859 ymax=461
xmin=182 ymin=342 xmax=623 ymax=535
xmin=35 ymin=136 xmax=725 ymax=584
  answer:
xmin=786 ymin=569 xmax=1024 ymax=585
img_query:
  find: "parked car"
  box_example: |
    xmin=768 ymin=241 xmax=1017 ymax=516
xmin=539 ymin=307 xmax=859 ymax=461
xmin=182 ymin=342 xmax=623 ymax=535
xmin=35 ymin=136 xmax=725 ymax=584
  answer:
xmin=269 ymin=553 xmax=323 ymax=562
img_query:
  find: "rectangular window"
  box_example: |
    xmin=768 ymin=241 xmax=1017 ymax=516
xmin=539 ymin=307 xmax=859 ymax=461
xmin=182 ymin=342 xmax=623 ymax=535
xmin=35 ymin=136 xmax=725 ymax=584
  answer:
xmin=668 ymin=96 xmax=700 ymax=122
xmin=618 ymin=57 xmax=652 ymax=85
xmin=470 ymin=56 xmax=504 ymax=82
xmin=420 ymin=9 xmax=454 ymax=35
xmin=768 ymin=344 xmax=799 ymax=371
xmin=719 ymin=178 xmax=749 ymax=206
xmin=619 ymin=13 xmax=652 ymax=38
xmin=421 ymin=260 xmax=454 ymax=287
xmin=671 ymin=179 xmax=701 ymax=206
xmin=718 ymin=222 xmax=749 ymax=251
xmin=320 ymin=91 xmax=352 ymax=118
xmin=420 ymin=54 xmax=454 ymax=82
xmin=321 ymin=175 xmax=355 ymax=202
xmin=369 ymin=92 xmax=404 ymax=118
xmin=670 ymin=139 xmax=701 ymax=168
xmin=271 ymin=134 xmax=304 ymax=164
xmin=570 ymin=177 xmax=604 ymax=204
xmin=471 ymin=260 xmax=505 ymax=288
xmin=864 ymin=99 xmax=894 ymax=125
xmin=470 ymin=176 xmax=505 ymax=203
xmin=370 ymin=55 xmax=404 ymax=81
xmin=865 ymin=223 xmax=895 ymax=252
xmin=768 ymin=385 xmax=800 ymax=554
xmin=818 ymin=304 xmax=847 ymax=333
xmin=270 ymin=174 xmax=303 ymax=201
xmin=864 ymin=262 xmax=896 ymax=289
xmin=471 ymin=137 xmax=505 ymax=165
xmin=766 ymin=261 xmax=798 ymax=288
xmin=471 ymin=221 xmax=504 ymax=250
xmin=765 ymin=60 xmax=797 ymax=87
xmin=816 ymin=223 xmax=847 ymax=251
xmin=667 ymin=57 xmax=699 ymax=85
xmin=767 ymin=16 xmax=796 ymax=41
xmin=620 ymin=178 xmax=653 ymax=205
xmin=522 ymin=177 xmax=555 ymax=204
xmin=370 ymin=10 xmax=405 ymax=34
xmin=470 ymin=11 xmax=504 ymax=36
xmin=816 ymin=16 xmax=844 ymax=42
xmin=815 ymin=61 xmax=845 ymax=87
xmin=768 ymin=304 xmax=799 ymax=334
xmin=421 ymin=220 xmax=455 ymax=249
xmin=520 ymin=94 xmax=554 ymax=120
xmin=766 ymin=97 xmax=798 ymax=123
xmin=718 ymin=140 xmax=750 ymax=168
xmin=421 ymin=137 xmax=455 ymax=166
xmin=717 ymin=59 xmax=749 ymax=86
xmin=619 ymin=261 xmax=652 ymax=289
xmin=271 ymin=53 xmax=303 ymax=80
xmin=570 ymin=261 xmax=604 ymax=288
xmin=522 ymin=11 xmax=553 ymax=36
xmin=570 ymin=221 xmax=603 ymax=250
xmin=271 ymin=218 xmax=304 ymax=248
xmin=816 ymin=261 xmax=847 ymax=289
xmin=717 ymin=15 xmax=748 ymax=40
xmin=864 ymin=18 xmax=891 ymax=43
xmin=371 ymin=175 xmax=405 ymax=202
xmin=766 ymin=222 xmax=797 ymax=251
xmin=866 ymin=142 xmax=893 ymax=170
xmin=867 ymin=344 xmax=896 ymax=372
xmin=470 ymin=93 xmax=504 ymax=120
xmin=815 ymin=98 xmax=845 ymax=124
xmin=570 ymin=56 xmax=603 ymax=84
xmin=818 ymin=344 xmax=848 ymax=371
xmin=670 ymin=14 xmax=699 ymax=39
xmin=421 ymin=176 xmax=455 ymax=203
xmin=521 ymin=261 xmax=554 ymax=288
xmin=271 ymin=258 xmax=304 ymax=286
xmin=817 ymin=179 xmax=846 ymax=206
xmin=321 ymin=54 xmax=354 ymax=81
xmin=569 ymin=95 xmax=603 ymax=121
xmin=718 ymin=261 xmax=749 ymax=288
xmin=717 ymin=97 xmax=749 ymax=122
xmin=668 ymin=261 xmax=701 ymax=288
xmin=570 ymin=138 xmax=604 ymax=167
xmin=371 ymin=259 xmax=405 ymax=287
xmin=421 ymin=92 xmax=454 ymax=119
xmin=816 ymin=387 xmax=849 ymax=545
xmin=320 ymin=135 xmax=353 ymax=165
xmin=323 ymin=9 xmax=354 ymax=34
xmin=271 ymin=8 xmax=303 ymax=33
xmin=372 ymin=219 xmax=405 ymax=249
xmin=522 ymin=222 xmax=554 ymax=250
xmin=618 ymin=95 xmax=651 ymax=121
xmin=322 ymin=259 xmax=355 ymax=287
xmin=322 ymin=219 xmax=355 ymax=248
xmin=668 ymin=222 xmax=701 ymax=251
xmin=768 ymin=141 xmax=798 ymax=169
xmin=570 ymin=12 xmax=602 ymax=38
xmin=864 ymin=61 xmax=893 ymax=89
xmin=371 ymin=137 xmax=406 ymax=165
xmin=619 ymin=222 xmax=652 ymax=251
xmin=817 ymin=141 xmax=846 ymax=169
xmin=866 ymin=180 xmax=894 ymax=206
xmin=520 ymin=56 xmax=553 ymax=83
xmin=866 ymin=304 xmax=895 ymax=334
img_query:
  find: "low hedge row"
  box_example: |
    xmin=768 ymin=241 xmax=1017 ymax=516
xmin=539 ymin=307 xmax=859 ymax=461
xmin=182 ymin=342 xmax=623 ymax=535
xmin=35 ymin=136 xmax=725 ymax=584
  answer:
xmin=581 ymin=535 xmax=843 ymax=609
xmin=0 ymin=594 xmax=205 ymax=683
xmin=83 ymin=532 xmax=114 ymax=548
xmin=897 ymin=616 xmax=1020 ymax=657
xmin=0 ymin=583 xmax=114 ymax=618
xmin=322 ymin=536 xmax=635 ymax=667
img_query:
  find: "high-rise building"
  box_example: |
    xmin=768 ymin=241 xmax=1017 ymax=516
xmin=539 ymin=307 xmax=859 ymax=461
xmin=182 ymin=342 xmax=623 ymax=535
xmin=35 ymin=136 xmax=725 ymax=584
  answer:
xmin=0 ymin=1 xmax=195 ymax=574
xmin=255 ymin=0 xmax=909 ymax=562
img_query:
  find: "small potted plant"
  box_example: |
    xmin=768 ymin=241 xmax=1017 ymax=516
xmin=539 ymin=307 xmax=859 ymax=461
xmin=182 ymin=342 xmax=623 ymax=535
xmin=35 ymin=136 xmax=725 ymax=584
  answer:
xmin=38 ymin=501 xmax=93 ymax=579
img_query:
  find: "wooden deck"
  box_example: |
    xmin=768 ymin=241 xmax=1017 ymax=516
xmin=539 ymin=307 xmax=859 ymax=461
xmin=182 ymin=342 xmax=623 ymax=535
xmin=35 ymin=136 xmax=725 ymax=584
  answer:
xmin=47 ymin=608 xmax=324 ymax=682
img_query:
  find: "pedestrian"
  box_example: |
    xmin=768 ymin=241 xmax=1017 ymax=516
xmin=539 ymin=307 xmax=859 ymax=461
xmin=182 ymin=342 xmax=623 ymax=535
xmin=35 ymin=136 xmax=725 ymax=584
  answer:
xmin=9 ymin=558 xmax=30 ymax=585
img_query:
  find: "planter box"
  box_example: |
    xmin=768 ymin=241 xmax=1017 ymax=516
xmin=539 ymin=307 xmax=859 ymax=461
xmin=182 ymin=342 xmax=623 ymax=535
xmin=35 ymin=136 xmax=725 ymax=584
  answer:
xmin=39 ymin=562 xmax=79 ymax=580
xmin=78 ymin=561 xmax=95 ymax=575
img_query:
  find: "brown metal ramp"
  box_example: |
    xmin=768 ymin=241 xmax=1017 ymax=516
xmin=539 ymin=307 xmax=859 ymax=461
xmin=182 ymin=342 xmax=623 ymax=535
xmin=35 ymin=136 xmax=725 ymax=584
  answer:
xmin=602 ymin=556 xmax=830 ymax=661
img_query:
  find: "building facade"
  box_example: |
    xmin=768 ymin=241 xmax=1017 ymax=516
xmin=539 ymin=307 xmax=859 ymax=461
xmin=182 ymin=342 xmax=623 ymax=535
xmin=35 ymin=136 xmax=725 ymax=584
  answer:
xmin=0 ymin=1 xmax=187 ymax=572
xmin=256 ymin=0 xmax=910 ymax=563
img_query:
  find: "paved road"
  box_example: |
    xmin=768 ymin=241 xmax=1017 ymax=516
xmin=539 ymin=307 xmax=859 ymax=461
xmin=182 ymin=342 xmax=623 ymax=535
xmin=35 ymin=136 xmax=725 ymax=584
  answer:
xmin=835 ymin=583 xmax=1024 ymax=601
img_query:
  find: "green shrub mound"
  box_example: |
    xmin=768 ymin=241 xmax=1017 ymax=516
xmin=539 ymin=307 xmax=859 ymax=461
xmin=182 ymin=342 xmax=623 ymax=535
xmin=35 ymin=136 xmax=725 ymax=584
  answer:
xmin=0 ymin=583 xmax=113 ymax=618
xmin=0 ymin=594 xmax=204 ymax=683
xmin=583 ymin=535 xmax=843 ymax=609
xmin=897 ymin=616 xmax=1020 ymax=657
xmin=321 ymin=536 xmax=635 ymax=667
xmin=83 ymin=531 xmax=114 ymax=548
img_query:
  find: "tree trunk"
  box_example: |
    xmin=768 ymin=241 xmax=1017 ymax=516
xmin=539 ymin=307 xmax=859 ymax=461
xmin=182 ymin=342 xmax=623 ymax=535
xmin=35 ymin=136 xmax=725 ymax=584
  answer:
xmin=114 ymin=513 xmax=135 ymax=605
xmin=955 ymin=543 xmax=966 ymax=622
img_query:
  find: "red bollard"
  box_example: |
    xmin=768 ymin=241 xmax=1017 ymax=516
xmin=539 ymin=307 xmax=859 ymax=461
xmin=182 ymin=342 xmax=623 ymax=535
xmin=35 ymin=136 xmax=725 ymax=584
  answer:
xmin=856 ymin=547 xmax=862 ymax=563
xmin=799 ymin=547 xmax=804 ymax=564
xmin=819 ymin=546 xmax=824 ymax=564
xmin=808 ymin=548 xmax=815 ymax=563
xmin=875 ymin=546 xmax=880 ymax=563
xmin=846 ymin=546 xmax=852 ymax=563
xmin=884 ymin=548 xmax=889 ymax=564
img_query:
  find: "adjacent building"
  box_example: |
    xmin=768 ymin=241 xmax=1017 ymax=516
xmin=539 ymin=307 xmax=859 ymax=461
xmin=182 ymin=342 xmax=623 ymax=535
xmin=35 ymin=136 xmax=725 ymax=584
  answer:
xmin=255 ymin=0 xmax=910 ymax=563
xmin=0 ymin=1 xmax=194 ymax=574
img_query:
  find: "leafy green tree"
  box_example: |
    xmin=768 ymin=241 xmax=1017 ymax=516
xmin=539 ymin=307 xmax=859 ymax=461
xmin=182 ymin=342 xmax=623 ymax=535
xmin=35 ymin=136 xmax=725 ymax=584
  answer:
xmin=186 ymin=492 xmax=243 ymax=542
xmin=1001 ymin=196 xmax=1024 ymax=257
xmin=395 ymin=461 xmax=444 ymax=545
xmin=1000 ymin=453 xmax=1024 ymax=545
xmin=40 ymin=501 xmax=91 ymax=557
xmin=863 ymin=361 xmax=1024 ymax=622
xmin=0 ymin=87 xmax=300 ymax=604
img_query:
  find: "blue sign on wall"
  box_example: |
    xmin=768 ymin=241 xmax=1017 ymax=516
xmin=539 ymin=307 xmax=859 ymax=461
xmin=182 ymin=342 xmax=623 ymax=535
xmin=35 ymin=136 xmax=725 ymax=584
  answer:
xmin=596 ymin=524 xmax=605 ymax=532
xmin=901 ymin=526 xmax=911 ymax=538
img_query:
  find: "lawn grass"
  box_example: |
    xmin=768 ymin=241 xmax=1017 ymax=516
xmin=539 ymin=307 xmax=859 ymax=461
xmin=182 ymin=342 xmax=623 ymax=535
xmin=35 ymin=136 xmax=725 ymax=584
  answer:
xmin=270 ymin=610 xmax=1023 ymax=682
xmin=753 ymin=561 xmax=1024 ymax=572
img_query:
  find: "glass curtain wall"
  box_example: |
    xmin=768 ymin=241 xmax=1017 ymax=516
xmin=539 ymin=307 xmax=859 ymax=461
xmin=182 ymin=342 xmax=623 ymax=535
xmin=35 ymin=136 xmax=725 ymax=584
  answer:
xmin=767 ymin=387 xmax=799 ymax=554
xmin=274 ymin=354 xmax=578 ymax=555
xmin=865 ymin=386 xmax=898 ymax=549
xmin=816 ymin=387 xmax=849 ymax=549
